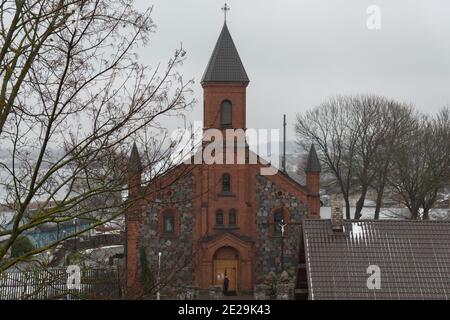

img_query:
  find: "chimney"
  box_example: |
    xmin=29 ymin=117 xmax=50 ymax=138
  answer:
xmin=330 ymin=194 xmax=344 ymax=232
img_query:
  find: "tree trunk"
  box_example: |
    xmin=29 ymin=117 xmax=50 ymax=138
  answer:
xmin=374 ymin=186 xmax=384 ymax=220
xmin=354 ymin=185 xmax=368 ymax=219
xmin=410 ymin=205 xmax=420 ymax=220
xmin=421 ymin=190 xmax=438 ymax=220
xmin=374 ymin=166 xmax=388 ymax=220
xmin=344 ymin=194 xmax=351 ymax=219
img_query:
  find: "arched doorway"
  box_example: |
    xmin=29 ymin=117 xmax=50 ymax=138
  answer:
xmin=213 ymin=246 xmax=239 ymax=293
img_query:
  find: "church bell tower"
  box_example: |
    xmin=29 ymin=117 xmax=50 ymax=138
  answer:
xmin=201 ymin=21 xmax=249 ymax=132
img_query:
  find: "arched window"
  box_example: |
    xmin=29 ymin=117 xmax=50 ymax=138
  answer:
xmin=216 ymin=209 xmax=224 ymax=225
xmin=273 ymin=209 xmax=284 ymax=235
xmin=222 ymin=173 xmax=231 ymax=192
xmin=220 ymin=100 xmax=232 ymax=128
xmin=229 ymin=209 xmax=237 ymax=226
xmin=163 ymin=210 xmax=175 ymax=234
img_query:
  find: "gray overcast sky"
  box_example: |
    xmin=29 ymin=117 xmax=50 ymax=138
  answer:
xmin=135 ymin=0 xmax=450 ymax=138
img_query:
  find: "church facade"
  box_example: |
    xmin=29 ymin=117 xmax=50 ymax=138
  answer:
xmin=125 ymin=22 xmax=321 ymax=296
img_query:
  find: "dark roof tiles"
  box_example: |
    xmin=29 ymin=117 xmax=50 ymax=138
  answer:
xmin=201 ymin=23 xmax=249 ymax=84
xmin=128 ymin=142 xmax=143 ymax=173
xmin=305 ymin=144 xmax=321 ymax=173
xmin=302 ymin=219 xmax=450 ymax=300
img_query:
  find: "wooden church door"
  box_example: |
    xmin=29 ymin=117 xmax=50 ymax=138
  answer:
xmin=213 ymin=246 xmax=239 ymax=292
xmin=214 ymin=259 xmax=238 ymax=291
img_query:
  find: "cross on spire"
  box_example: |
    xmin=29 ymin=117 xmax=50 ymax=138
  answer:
xmin=221 ymin=2 xmax=230 ymax=22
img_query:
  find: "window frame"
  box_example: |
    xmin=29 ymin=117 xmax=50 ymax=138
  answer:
xmin=163 ymin=213 xmax=175 ymax=234
xmin=229 ymin=209 xmax=237 ymax=226
xmin=221 ymin=173 xmax=231 ymax=193
xmin=216 ymin=209 xmax=224 ymax=226
xmin=220 ymin=100 xmax=232 ymax=129
xmin=159 ymin=208 xmax=179 ymax=238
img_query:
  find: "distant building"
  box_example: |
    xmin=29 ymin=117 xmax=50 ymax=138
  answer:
xmin=1 ymin=207 xmax=92 ymax=249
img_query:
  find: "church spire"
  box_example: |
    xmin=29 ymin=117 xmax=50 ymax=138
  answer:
xmin=201 ymin=21 xmax=249 ymax=84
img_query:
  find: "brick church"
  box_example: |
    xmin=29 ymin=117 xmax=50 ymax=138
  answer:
xmin=125 ymin=21 xmax=321 ymax=296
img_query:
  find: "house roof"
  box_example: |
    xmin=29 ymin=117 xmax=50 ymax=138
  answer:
xmin=201 ymin=22 xmax=249 ymax=84
xmin=302 ymin=219 xmax=450 ymax=300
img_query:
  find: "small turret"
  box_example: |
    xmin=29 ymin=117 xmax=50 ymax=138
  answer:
xmin=128 ymin=142 xmax=143 ymax=173
xmin=127 ymin=142 xmax=142 ymax=197
xmin=305 ymin=144 xmax=321 ymax=174
xmin=305 ymin=144 xmax=321 ymax=217
xmin=125 ymin=142 xmax=143 ymax=297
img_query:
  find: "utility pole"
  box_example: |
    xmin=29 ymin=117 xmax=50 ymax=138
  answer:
xmin=282 ymin=114 xmax=286 ymax=172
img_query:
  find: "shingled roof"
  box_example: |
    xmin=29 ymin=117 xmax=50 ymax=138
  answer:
xmin=201 ymin=22 xmax=249 ymax=84
xmin=127 ymin=142 xmax=142 ymax=173
xmin=305 ymin=144 xmax=321 ymax=173
xmin=302 ymin=219 xmax=450 ymax=300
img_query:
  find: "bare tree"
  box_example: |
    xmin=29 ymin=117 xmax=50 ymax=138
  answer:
xmin=0 ymin=0 xmax=194 ymax=271
xmin=295 ymin=95 xmax=434 ymax=220
xmin=296 ymin=95 xmax=362 ymax=219
xmin=352 ymin=95 xmax=390 ymax=219
xmin=389 ymin=107 xmax=450 ymax=219
xmin=369 ymin=102 xmax=416 ymax=219
xmin=352 ymin=97 xmax=418 ymax=219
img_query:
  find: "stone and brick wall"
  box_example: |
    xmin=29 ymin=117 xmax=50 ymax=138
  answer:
xmin=138 ymin=173 xmax=196 ymax=295
xmin=255 ymin=174 xmax=306 ymax=283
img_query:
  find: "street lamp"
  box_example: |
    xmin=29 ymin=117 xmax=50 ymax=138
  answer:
xmin=157 ymin=252 xmax=162 ymax=300
xmin=62 ymin=230 xmax=67 ymax=266
xmin=73 ymin=218 xmax=78 ymax=251
xmin=46 ymin=251 xmax=51 ymax=266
